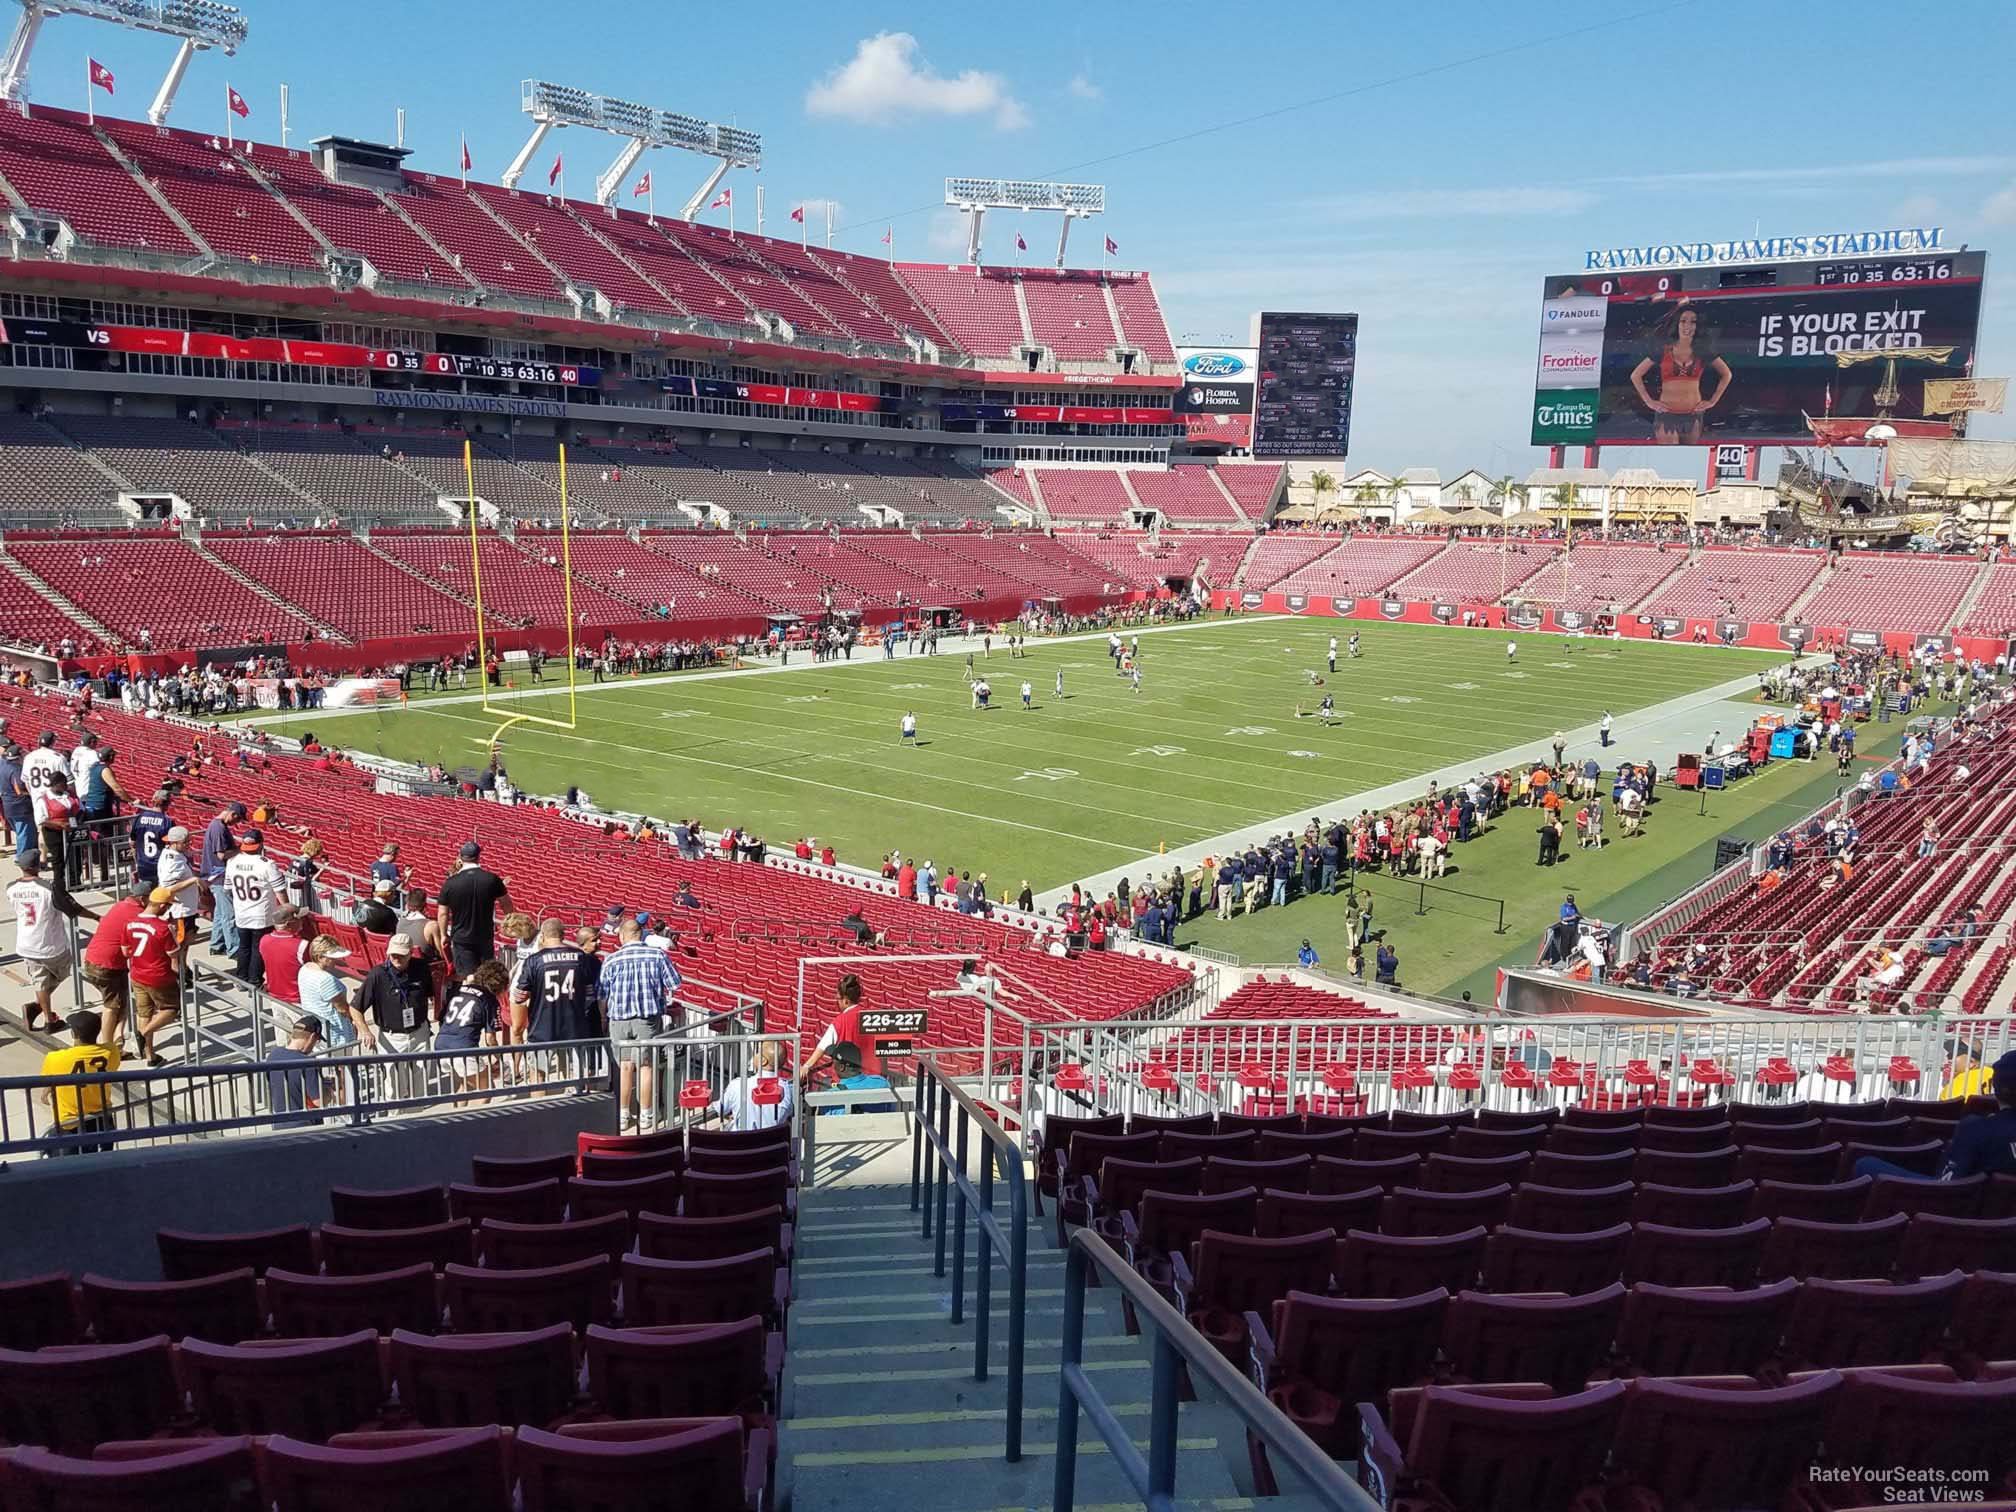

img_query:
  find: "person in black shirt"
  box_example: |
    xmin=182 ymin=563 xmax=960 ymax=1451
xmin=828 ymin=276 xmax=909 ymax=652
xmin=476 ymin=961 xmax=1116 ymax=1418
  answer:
xmin=436 ymin=841 xmax=512 ymax=974
xmin=510 ymin=919 xmax=602 ymax=1086
xmin=357 ymin=934 xmax=436 ymax=1052
xmin=355 ymin=878 xmax=400 ymax=936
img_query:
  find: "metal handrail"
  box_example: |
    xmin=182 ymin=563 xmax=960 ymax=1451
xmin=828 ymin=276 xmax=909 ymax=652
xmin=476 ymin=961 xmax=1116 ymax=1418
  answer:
xmin=0 ymin=1037 xmax=612 ymax=1156
xmin=909 ymin=1054 xmax=1028 ymax=1461
xmin=1055 ymin=1229 xmax=1378 ymax=1512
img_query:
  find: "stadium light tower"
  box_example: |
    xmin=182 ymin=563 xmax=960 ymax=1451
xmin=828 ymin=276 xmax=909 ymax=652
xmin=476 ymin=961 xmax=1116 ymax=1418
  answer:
xmin=503 ymin=79 xmax=761 ymax=213
xmin=0 ymin=0 xmax=248 ymax=122
xmin=944 ymin=177 xmax=1105 ymax=268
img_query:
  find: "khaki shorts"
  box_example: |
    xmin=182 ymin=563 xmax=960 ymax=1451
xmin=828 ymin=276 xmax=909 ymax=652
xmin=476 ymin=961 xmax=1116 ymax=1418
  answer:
xmin=25 ymin=956 xmax=70 ymax=994
xmin=609 ymin=1016 xmax=661 ymax=1065
xmin=132 ymin=980 xmax=181 ymax=1020
xmin=81 ymin=962 xmax=128 ymax=1016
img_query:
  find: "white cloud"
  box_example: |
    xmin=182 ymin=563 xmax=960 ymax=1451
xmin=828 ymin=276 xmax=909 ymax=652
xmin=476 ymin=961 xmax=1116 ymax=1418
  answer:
xmin=1599 ymin=155 xmax=2012 ymax=188
xmin=806 ymin=32 xmax=1028 ymax=130
xmin=1303 ymin=187 xmax=1599 ymax=219
xmin=1983 ymin=180 xmax=2016 ymax=225
xmin=1067 ymin=72 xmax=1102 ymax=102
xmin=926 ymin=209 xmax=968 ymax=256
xmin=1889 ymin=193 xmax=1941 ymax=224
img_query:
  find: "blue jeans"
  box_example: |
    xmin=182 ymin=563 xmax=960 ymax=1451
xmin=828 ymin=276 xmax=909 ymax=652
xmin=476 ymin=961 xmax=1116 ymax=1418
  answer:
xmin=209 ymin=880 xmax=239 ymax=956
xmin=10 ymin=817 xmax=33 ymax=863
xmin=1854 ymin=1155 xmax=1934 ymax=1182
xmin=1271 ymin=878 xmax=1287 ymax=907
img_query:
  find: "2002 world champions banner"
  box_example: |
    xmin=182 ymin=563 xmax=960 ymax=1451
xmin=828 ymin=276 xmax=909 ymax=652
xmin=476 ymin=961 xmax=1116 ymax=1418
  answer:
xmin=1530 ymin=253 xmax=1987 ymax=446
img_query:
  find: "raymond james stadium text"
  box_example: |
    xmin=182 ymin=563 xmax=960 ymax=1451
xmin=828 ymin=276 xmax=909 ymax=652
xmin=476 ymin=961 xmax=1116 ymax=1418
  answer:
xmin=1585 ymin=227 xmax=1944 ymax=270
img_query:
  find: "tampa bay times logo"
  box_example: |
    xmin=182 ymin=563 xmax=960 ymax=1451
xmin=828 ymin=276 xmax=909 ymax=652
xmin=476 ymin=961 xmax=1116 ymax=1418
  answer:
xmin=1536 ymin=398 xmax=1596 ymax=427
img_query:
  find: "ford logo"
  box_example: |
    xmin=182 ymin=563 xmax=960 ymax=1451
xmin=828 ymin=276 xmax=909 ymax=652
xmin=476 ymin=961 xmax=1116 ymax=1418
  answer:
xmin=1183 ymin=353 xmax=1247 ymax=378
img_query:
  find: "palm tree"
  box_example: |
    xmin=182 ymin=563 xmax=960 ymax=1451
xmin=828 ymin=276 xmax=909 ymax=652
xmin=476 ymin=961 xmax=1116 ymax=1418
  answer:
xmin=1309 ymin=469 xmax=1337 ymax=506
xmin=1489 ymin=474 xmax=1520 ymax=516
xmin=1550 ymin=482 xmax=1580 ymax=522
xmin=1352 ymin=479 xmax=1384 ymax=516
xmin=1385 ymin=477 xmax=1411 ymax=522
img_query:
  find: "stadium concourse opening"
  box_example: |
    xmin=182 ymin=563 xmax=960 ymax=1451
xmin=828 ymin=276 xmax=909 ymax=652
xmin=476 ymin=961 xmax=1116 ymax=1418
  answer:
xmin=0 ymin=14 xmax=2011 ymax=1510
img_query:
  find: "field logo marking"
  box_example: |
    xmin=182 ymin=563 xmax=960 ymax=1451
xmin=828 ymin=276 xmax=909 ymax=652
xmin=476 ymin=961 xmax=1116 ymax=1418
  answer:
xmin=1446 ymin=681 xmax=1479 ymax=691
xmin=1012 ymin=767 xmax=1078 ymax=782
xmin=1225 ymin=725 xmax=1275 ymax=737
xmin=1383 ymin=695 xmax=1422 ymax=705
xmin=1130 ymin=745 xmax=1185 ymax=758
xmin=1286 ymin=750 xmax=1322 ymax=759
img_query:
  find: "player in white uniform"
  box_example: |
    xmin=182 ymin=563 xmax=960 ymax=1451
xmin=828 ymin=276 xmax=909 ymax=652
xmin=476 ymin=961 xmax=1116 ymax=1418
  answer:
xmin=21 ymin=731 xmax=66 ymax=825
xmin=1506 ymin=640 xmax=1519 ymax=663
xmin=1020 ymin=680 xmax=1032 ymax=710
xmin=222 ymin=827 xmax=288 ymax=988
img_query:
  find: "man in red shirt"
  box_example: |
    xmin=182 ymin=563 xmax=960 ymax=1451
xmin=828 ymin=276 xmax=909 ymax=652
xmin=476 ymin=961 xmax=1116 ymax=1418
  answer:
xmin=122 ymin=889 xmax=180 ymax=1066
xmin=799 ymin=973 xmax=881 ymax=1083
xmin=81 ymin=881 xmax=150 ymax=1048
xmin=896 ymin=859 xmax=917 ymax=901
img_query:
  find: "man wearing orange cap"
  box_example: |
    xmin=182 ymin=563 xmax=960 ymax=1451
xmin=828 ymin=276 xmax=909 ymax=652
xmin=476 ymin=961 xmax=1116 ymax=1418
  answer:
xmin=122 ymin=887 xmax=180 ymax=1066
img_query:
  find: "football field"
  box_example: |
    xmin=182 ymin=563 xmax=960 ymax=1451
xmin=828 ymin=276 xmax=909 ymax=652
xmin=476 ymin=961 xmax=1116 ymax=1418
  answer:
xmin=254 ymin=617 xmax=1825 ymax=994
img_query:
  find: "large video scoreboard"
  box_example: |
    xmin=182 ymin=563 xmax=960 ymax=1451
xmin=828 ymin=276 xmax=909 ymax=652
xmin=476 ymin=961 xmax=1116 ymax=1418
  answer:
xmin=1530 ymin=251 xmax=1987 ymax=446
xmin=1252 ymin=311 xmax=1358 ymax=458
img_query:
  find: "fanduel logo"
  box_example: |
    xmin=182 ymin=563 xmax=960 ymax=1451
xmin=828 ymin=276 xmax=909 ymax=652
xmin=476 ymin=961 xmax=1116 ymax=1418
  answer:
xmin=1182 ymin=353 xmax=1248 ymax=378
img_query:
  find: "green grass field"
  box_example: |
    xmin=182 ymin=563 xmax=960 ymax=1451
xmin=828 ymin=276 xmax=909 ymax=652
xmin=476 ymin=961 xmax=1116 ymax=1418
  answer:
xmin=264 ymin=618 xmax=1782 ymax=876
xmin=261 ymin=618 xmax=1811 ymax=994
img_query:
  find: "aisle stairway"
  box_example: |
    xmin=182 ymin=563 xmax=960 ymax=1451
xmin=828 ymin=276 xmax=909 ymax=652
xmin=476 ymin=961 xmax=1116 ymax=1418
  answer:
xmin=781 ymin=1132 xmax=1263 ymax=1512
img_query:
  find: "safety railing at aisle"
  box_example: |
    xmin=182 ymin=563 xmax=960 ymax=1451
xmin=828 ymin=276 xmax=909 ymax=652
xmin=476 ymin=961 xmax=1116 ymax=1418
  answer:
xmin=0 ymin=1036 xmax=611 ymax=1156
xmin=1009 ymin=1012 xmax=2016 ymax=1121
xmin=1055 ymin=1229 xmax=1378 ymax=1512
xmin=910 ymin=1054 xmax=1028 ymax=1461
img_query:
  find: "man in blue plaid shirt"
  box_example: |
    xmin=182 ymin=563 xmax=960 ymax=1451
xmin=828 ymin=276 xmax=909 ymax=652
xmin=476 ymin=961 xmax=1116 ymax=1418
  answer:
xmin=598 ymin=917 xmax=683 ymax=1132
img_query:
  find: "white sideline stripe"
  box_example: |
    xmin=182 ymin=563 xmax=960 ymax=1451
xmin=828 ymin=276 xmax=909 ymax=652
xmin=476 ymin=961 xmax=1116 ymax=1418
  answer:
xmin=239 ymin=615 xmax=1294 ymax=726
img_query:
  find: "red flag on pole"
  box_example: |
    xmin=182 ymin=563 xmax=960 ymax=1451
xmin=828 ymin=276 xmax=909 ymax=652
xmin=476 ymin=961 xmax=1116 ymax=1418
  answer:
xmin=1104 ymin=235 xmax=1118 ymax=255
xmin=88 ymin=59 xmax=114 ymax=93
xmin=709 ymin=187 xmax=732 ymax=209
xmin=1016 ymin=233 xmax=1027 ymax=252
xmin=547 ymin=153 xmax=563 ymax=188
xmin=790 ymin=204 xmax=805 ymax=223
xmin=633 ymin=171 xmax=652 ymax=198
xmin=227 ymin=86 xmax=250 ymax=118
xmin=881 ymin=226 xmax=892 ymax=245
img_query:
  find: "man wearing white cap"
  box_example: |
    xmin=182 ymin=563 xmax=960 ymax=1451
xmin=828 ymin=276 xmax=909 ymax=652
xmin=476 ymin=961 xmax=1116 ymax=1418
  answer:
xmin=356 ymin=878 xmax=400 ymax=936
xmin=154 ymin=825 xmax=201 ymax=955
xmin=358 ymin=933 xmax=434 ymax=1053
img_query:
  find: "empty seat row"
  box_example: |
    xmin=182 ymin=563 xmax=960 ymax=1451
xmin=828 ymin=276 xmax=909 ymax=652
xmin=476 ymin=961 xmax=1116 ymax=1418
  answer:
xmin=1107 ymin=1182 xmax=2011 ymax=1297
xmin=1352 ymin=1366 xmax=2015 ymax=1512
xmin=4 ymin=1230 xmax=789 ymax=1348
xmin=0 ymin=1316 xmax=778 ymax=1455
xmin=0 ymin=1419 xmax=770 ymax=1512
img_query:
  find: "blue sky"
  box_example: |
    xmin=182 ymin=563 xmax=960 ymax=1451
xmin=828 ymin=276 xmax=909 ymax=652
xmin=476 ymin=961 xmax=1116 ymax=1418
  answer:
xmin=25 ymin=0 xmax=2016 ymax=475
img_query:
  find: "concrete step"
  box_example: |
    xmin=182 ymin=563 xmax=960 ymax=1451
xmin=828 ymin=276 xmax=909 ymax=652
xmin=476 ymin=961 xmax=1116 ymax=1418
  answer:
xmin=782 ymin=1185 xmax=1254 ymax=1512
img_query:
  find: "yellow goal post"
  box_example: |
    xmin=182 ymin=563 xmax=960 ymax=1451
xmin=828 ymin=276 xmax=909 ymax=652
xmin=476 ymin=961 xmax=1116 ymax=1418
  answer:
xmin=463 ymin=438 xmax=580 ymax=746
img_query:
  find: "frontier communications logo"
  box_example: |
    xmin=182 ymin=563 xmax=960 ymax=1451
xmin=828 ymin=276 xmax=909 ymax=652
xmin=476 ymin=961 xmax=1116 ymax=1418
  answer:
xmin=1539 ymin=348 xmax=1600 ymax=375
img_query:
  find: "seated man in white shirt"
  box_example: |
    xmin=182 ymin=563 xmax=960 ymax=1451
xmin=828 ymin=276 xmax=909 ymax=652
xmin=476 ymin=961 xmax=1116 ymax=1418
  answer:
xmin=706 ymin=1039 xmax=795 ymax=1131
